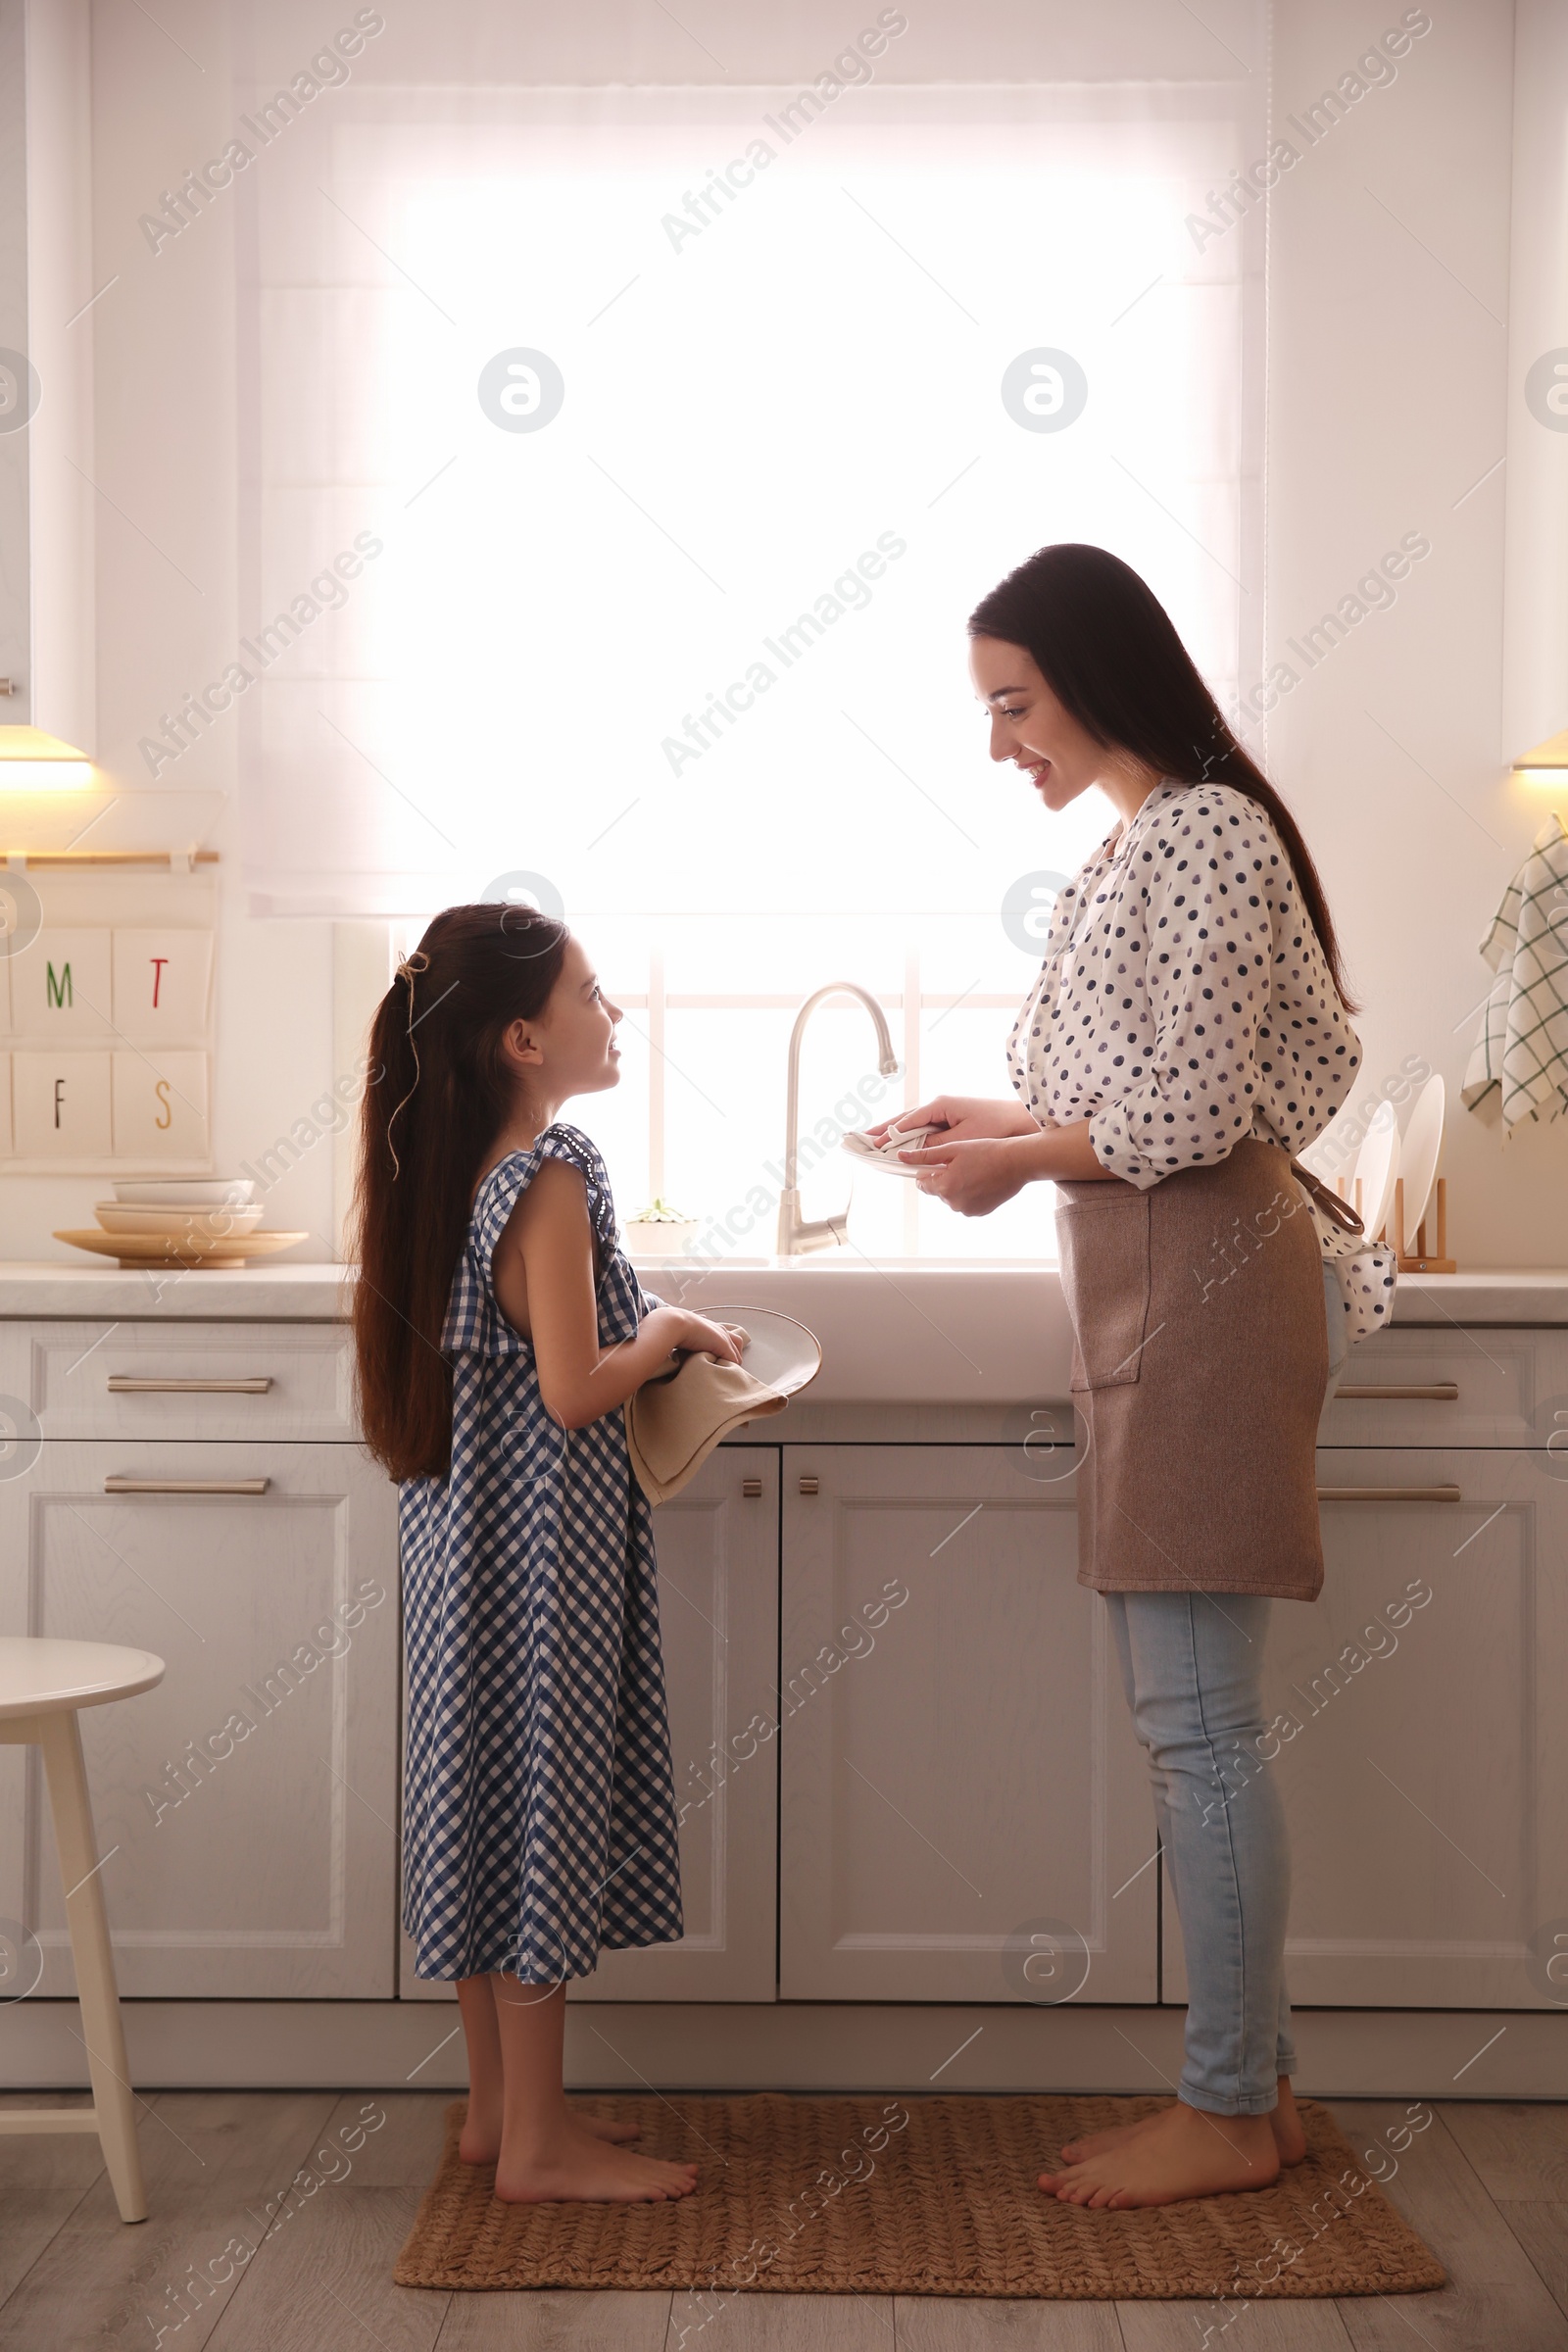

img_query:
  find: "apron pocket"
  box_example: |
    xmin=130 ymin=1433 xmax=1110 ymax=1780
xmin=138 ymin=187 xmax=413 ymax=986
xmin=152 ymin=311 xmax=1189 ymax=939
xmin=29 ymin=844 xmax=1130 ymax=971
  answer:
xmin=1055 ymin=1186 xmax=1152 ymax=1391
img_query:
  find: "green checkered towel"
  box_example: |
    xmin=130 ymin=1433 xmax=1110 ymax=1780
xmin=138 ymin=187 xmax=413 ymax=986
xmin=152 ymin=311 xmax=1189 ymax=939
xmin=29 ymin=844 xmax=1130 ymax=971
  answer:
xmin=1463 ymin=811 xmax=1568 ymax=1128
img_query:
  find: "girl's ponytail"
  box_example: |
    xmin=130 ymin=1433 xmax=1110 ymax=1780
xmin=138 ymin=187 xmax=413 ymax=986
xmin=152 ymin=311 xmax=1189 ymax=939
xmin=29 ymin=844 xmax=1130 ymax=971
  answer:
xmin=349 ymin=903 xmax=569 ymax=1480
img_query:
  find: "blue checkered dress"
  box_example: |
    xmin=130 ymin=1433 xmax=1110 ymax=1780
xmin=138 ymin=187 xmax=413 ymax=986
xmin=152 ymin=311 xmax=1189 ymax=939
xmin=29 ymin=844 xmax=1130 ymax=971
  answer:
xmin=399 ymin=1124 xmax=684 ymax=1983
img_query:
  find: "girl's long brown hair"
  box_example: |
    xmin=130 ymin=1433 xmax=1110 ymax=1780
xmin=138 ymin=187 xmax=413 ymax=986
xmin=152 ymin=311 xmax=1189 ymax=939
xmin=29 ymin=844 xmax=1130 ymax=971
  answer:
xmin=969 ymin=543 xmax=1356 ymax=1010
xmin=349 ymin=902 xmax=569 ymax=1482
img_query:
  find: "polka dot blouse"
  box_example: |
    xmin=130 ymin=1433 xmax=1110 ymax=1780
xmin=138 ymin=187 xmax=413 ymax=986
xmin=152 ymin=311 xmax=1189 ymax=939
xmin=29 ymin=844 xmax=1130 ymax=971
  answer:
xmin=1006 ymin=782 xmax=1361 ymax=1189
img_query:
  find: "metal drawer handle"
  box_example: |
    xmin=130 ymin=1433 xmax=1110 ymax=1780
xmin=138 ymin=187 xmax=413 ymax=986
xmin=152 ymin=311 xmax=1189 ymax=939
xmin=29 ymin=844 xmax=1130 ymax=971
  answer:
xmin=103 ymin=1476 xmax=270 ymax=1495
xmin=107 ymin=1376 xmax=274 ymax=1395
xmin=741 ymin=1476 xmax=763 ymax=1498
xmin=1316 ymin=1485 xmax=1462 ymax=1503
xmin=1334 ymin=1384 xmax=1458 ymax=1402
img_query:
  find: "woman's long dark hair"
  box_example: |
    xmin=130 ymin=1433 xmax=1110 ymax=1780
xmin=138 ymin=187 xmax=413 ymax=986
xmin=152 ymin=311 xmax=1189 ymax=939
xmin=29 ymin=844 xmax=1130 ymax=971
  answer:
xmin=969 ymin=543 xmax=1356 ymax=1010
xmin=349 ymin=902 xmax=569 ymax=1482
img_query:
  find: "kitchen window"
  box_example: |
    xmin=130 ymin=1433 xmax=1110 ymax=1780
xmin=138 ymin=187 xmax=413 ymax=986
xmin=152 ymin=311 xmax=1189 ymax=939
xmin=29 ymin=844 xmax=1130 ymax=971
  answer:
xmin=242 ymin=72 xmax=1263 ymax=1254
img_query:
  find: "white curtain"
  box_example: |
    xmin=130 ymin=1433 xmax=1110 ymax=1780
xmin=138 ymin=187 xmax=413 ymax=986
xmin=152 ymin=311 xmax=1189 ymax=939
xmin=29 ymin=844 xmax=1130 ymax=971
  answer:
xmin=231 ymin=7 xmax=1266 ymax=921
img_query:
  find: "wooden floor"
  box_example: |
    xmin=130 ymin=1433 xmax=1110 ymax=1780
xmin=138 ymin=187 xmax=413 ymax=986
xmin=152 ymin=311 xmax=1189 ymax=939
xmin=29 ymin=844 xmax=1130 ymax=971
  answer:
xmin=2 ymin=2091 xmax=1566 ymax=2349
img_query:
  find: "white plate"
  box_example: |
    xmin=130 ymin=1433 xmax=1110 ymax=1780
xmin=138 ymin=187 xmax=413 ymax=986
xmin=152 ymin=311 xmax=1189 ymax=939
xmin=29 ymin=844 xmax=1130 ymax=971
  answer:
xmin=112 ymin=1178 xmax=257 ymax=1206
xmin=840 ymin=1122 xmax=935 ymax=1180
xmin=95 ymin=1202 xmax=265 ymax=1238
xmin=699 ymin=1305 xmax=822 ymax=1397
xmin=1352 ymin=1100 xmax=1400 ymax=1248
xmin=1398 ymin=1072 xmax=1446 ymax=1243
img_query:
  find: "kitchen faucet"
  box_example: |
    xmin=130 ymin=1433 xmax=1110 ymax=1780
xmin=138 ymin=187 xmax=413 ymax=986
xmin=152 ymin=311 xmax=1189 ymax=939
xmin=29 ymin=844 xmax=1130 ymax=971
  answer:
xmin=777 ymin=983 xmax=901 ymax=1257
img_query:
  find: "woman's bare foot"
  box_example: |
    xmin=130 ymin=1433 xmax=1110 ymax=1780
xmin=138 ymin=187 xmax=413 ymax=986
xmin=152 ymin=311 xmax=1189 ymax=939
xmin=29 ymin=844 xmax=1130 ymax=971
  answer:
xmin=1040 ymin=2100 xmax=1280 ymax=2209
xmin=494 ymin=2128 xmax=698 ymax=2204
xmin=1057 ymin=2076 xmax=1305 ymax=2169
xmin=460 ymin=2105 xmax=642 ymax=2163
xmin=1055 ymin=2102 xmax=1168 ymax=2166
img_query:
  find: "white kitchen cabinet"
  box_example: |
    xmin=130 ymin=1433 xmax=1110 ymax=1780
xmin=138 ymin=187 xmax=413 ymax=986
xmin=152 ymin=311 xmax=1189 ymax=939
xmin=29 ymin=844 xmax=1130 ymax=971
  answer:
xmin=778 ymin=1446 xmax=1157 ymax=2003
xmin=403 ymin=1443 xmax=782 ymax=2004
xmin=0 ymin=1440 xmax=399 ymax=1997
xmin=1163 ymin=1446 xmax=1568 ymax=2010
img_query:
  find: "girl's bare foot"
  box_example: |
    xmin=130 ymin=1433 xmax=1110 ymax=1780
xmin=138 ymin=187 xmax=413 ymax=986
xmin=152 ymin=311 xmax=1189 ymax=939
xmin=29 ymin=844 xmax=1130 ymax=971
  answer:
xmin=1040 ymin=2100 xmax=1280 ymax=2209
xmin=1058 ymin=2076 xmax=1305 ymax=2169
xmin=459 ymin=2096 xmax=504 ymax=2165
xmin=494 ymin=2130 xmax=698 ymax=2204
xmin=575 ymin=2112 xmax=643 ymax=2145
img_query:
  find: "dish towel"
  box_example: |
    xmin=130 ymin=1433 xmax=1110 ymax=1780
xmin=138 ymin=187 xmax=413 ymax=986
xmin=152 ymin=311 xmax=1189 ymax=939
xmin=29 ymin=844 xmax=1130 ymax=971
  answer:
xmin=626 ymin=1348 xmax=787 ymax=1505
xmin=1462 ymin=810 xmax=1568 ymax=1128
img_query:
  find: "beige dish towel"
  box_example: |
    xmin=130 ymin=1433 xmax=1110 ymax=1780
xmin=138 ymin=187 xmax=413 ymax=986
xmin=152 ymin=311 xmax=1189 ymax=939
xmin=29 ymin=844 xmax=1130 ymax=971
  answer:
xmin=626 ymin=1348 xmax=787 ymax=1504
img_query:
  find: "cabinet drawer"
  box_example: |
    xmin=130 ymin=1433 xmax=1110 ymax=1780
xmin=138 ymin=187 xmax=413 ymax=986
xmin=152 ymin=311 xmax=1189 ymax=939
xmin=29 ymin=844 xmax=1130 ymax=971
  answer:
xmin=6 ymin=1321 xmax=358 ymax=1440
xmin=1321 ymin=1326 xmax=1568 ymax=1447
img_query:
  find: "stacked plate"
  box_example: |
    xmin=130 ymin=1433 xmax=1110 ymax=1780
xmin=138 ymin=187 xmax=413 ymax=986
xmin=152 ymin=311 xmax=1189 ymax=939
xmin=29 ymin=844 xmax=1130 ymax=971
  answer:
xmin=55 ymin=1179 xmax=308 ymax=1270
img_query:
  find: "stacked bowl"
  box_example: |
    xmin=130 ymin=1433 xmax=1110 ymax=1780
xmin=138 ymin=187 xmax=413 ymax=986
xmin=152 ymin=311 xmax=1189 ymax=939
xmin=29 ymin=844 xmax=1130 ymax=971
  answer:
xmin=55 ymin=1181 xmax=307 ymax=1270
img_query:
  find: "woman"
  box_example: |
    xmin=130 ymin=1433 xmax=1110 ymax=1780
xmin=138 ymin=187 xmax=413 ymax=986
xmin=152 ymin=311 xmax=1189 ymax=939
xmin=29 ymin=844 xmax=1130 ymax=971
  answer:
xmin=884 ymin=544 xmax=1360 ymax=2210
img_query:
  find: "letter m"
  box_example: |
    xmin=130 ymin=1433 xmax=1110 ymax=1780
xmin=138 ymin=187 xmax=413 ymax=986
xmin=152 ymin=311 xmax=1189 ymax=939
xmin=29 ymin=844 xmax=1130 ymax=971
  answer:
xmin=46 ymin=961 xmax=73 ymax=1008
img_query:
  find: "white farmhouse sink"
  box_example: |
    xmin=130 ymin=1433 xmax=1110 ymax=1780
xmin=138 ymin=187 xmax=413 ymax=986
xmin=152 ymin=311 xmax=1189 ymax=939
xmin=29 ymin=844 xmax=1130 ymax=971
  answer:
xmin=629 ymin=1256 xmax=1074 ymax=1402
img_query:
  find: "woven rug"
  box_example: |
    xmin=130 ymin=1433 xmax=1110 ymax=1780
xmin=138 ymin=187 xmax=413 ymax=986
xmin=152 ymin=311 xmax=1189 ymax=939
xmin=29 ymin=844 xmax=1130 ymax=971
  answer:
xmin=393 ymin=2094 xmax=1446 ymax=2298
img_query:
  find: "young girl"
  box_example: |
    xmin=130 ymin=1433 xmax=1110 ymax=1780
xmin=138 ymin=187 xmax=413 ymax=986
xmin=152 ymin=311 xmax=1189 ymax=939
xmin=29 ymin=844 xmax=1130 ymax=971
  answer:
xmin=351 ymin=902 xmax=739 ymax=2203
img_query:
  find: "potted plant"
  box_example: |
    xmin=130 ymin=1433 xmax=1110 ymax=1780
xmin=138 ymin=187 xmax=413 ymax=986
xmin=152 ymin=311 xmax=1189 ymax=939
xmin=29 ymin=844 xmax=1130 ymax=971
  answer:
xmin=623 ymin=1196 xmax=699 ymax=1258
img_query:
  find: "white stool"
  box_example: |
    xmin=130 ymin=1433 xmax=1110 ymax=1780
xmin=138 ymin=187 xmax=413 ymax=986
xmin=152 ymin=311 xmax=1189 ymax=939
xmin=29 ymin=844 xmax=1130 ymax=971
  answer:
xmin=0 ymin=1637 xmax=165 ymax=2223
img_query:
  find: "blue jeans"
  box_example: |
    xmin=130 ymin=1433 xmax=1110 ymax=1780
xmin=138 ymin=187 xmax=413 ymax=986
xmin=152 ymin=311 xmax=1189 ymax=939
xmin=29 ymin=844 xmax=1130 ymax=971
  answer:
xmin=1104 ymin=1590 xmax=1296 ymax=2116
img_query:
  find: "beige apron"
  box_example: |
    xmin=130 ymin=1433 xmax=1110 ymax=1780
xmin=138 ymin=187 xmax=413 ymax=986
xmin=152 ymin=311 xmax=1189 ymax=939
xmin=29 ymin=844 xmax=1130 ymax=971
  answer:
xmin=1054 ymin=1138 xmax=1327 ymax=1601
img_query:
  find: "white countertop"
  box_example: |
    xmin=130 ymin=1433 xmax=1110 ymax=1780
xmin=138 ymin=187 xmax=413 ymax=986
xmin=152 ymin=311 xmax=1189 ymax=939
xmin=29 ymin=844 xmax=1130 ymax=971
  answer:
xmin=0 ymin=1259 xmax=1566 ymax=1406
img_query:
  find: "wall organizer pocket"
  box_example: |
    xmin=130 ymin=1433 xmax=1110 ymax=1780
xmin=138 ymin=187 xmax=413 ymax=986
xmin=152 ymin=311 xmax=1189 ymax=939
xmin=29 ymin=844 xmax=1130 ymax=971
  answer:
xmin=0 ymin=852 xmax=218 ymax=1173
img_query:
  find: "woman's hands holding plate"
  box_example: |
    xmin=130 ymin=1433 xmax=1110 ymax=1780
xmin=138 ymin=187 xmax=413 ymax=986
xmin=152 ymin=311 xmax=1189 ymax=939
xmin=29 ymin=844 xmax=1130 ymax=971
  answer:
xmin=861 ymin=1096 xmax=1044 ymax=1217
xmin=862 ymin=1095 xmax=1041 ymax=1149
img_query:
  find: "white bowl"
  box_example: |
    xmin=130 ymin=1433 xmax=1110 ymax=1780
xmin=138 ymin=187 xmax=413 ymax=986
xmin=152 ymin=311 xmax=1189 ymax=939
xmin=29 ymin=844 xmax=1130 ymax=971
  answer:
xmin=95 ymin=1202 xmax=266 ymax=1238
xmin=112 ymin=1179 xmax=257 ymax=1207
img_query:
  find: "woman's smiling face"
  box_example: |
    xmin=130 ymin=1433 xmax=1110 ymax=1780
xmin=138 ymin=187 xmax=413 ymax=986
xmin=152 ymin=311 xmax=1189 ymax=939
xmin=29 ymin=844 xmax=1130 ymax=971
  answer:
xmin=968 ymin=633 xmax=1114 ymax=813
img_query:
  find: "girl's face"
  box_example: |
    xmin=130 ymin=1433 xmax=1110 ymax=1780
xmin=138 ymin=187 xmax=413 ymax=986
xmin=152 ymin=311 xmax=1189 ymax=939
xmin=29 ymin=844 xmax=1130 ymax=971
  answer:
xmin=969 ymin=634 xmax=1114 ymax=814
xmin=509 ymin=934 xmax=623 ymax=1103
